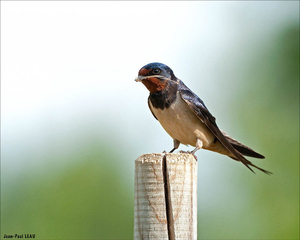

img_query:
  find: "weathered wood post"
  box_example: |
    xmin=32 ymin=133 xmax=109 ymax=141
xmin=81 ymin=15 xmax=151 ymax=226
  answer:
xmin=134 ymin=153 xmax=197 ymax=240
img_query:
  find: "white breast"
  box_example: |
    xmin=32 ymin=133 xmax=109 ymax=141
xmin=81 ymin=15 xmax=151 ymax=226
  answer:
xmin=149 ymin=92 xmax=214 ymax=147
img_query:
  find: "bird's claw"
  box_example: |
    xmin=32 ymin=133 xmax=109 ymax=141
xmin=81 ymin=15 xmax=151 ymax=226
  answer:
xmin=191 ymin=153 xmax=197 ymax=161
xmin=166 ymin=150 xmax=197 ymax=161
xmin=178 ymin=150 xmax=197 ymax=160
xmin=177 ymin=150 xmax=186 ymax=154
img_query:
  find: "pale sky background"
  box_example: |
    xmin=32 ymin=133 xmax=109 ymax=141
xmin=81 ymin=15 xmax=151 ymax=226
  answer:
xmin=1 ymin=1 xmax=298 ymax=196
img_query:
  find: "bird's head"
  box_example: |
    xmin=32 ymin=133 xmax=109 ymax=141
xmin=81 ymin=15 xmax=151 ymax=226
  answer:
xmin=135 ymin=62 xmax=177 ymax=93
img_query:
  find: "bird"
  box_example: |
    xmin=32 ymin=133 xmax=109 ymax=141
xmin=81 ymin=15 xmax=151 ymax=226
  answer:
xmin=135 ymin=62 xmax=272 ymax=175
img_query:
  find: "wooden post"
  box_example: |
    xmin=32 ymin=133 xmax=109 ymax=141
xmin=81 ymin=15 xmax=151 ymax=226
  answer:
xmin=134 ymin=153 xmax=197 ymax=240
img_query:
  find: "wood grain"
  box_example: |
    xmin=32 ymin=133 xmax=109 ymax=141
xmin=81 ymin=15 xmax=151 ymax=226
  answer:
xmin=134 ymin=153 xmax=197 ymax=240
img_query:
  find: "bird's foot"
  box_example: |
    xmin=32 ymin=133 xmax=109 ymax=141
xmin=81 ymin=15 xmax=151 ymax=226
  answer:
xmin=191 ymin=153 xmax=197 ymax=161
xmin=178 ymin=150 xmax=188 ymax=154
xmin=178 ymin=150 xmax=197 ymax=160
xmin=167 ymin=150 xmax=198 ymax=160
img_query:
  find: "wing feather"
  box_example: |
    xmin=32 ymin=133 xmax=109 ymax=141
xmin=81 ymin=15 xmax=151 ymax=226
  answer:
xmin=178 ymin=81 xmax=271 ymax=174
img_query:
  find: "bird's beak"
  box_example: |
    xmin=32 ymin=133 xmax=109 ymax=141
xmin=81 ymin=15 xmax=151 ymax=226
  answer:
xmin=135 ymin=75 xmax=169 ymax=82
xmin=135 ymin=76 xmax=145 ymax=82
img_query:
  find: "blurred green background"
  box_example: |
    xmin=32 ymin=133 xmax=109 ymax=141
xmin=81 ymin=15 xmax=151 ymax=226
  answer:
xmin=1 ymin=2 xmax=299 ymax=240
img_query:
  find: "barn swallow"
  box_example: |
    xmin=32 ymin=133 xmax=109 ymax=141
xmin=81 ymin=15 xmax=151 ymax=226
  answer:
xmin=135 ymin=62 xmax=272 ymax=174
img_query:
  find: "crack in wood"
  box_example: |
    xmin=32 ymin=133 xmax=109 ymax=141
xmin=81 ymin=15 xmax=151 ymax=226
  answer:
xmin=162 ymin=154 xmax=175 ymax=240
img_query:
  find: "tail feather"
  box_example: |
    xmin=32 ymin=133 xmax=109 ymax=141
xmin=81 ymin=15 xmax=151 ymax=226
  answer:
xmin=229 ymin=156 xmax=272 ymax=175
xmin=221 ymin=131 xmax=265 ymax=159
xmin=220 ymin=131 xmax=272 ymax=175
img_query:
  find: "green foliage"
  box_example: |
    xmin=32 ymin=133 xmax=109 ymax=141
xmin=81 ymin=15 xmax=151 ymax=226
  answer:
xmin=2 ymin=146 xmax=134 ymax=239
xmin=230 ymin=22 xmax=299 ymax=239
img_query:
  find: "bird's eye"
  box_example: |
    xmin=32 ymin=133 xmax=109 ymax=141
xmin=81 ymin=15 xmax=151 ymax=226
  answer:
xmin=152 ymin=68 xmax=161 ymax=74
